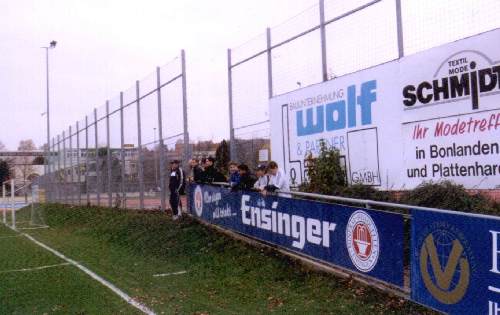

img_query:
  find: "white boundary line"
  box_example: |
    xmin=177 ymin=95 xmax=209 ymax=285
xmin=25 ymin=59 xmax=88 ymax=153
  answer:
xmin=152 ymin=270 xmax=187 ymax=277
xmin=17 ymin=226 xmax=50 ymax=230
xmin=5 ymin=225 xmax=156 ymax=315
xmin=0 ymin=262 xmax=71 ymax=274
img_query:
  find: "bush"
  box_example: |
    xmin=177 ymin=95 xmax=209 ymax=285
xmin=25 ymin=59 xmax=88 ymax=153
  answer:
xmin=400 ymin=181 xmax=497 ymax=215
xmin=339 ymin=184 xmax=393 ymax=202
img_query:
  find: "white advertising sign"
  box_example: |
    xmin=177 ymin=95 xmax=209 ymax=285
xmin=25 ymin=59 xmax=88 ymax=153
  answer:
xmin=270 ymin=28 xmax=500 ymax=190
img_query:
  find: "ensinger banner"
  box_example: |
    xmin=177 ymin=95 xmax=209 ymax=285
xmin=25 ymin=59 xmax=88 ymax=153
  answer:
xmin=270 ymin=28 xmax=500 ymax=189
xmin=189 ymin=183 xmax=404 ymax=286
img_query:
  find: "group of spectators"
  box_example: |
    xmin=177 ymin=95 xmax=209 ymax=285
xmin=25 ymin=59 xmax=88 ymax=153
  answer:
xmin=168 ymin=157 xmax=290 ymax=220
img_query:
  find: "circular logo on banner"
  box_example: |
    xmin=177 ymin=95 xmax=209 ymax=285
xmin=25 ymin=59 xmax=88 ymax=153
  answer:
xmin=419 ymin=226 xmax=471 ymax=304
xmin=194 ymin=186 xmax=203 ymax=217
xmin=346 ymin=210 xmax=380 ymax=273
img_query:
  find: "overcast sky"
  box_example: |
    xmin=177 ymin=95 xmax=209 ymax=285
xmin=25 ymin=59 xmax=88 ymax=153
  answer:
xmin=1 ymin=0 xmax=498 ymax=150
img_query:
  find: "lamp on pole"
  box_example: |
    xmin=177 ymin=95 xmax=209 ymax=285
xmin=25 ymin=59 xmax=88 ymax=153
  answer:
xmin=42 ymin=40 xmax=57 ymax=178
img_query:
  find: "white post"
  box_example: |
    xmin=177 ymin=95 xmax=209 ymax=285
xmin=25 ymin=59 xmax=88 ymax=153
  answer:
xmin=11 ymin=179 xmax=15 ymax=229
xmin=2 ymin=183 xmax=5 ymax=224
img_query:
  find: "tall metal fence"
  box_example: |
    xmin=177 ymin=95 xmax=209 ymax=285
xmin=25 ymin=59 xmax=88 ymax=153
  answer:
xmin=227 ymin=0 xmax=500 ymax=168
xmin=39 ymin=51 xmax=188 ymax=211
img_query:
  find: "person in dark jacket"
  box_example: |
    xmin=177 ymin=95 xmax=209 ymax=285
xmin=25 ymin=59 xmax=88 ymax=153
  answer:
xmin=202 ymin=156 xmax=226 ymax=183
xmin=233 ymin=164 xmax=257 ymax=191
xmin=189 ymin=158 xmax=204 ymax=182
xmin=169 ymin=160 xmax=184 ymax=220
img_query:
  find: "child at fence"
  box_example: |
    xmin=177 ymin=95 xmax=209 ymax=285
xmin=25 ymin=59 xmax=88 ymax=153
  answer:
xmin=253 ymin=164 xmax=269 ymax=192
xmin=228 ymin=161 xmax=240 ymax=188
xmin=232 ymin=164 xmax=256 ymax=191
xmin=169 ymin=160 xmax=184 ymax=220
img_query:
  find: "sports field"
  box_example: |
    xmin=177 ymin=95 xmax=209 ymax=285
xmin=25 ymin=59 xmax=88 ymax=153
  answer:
xmin=0 ymin=204 xmax=435 ymax=314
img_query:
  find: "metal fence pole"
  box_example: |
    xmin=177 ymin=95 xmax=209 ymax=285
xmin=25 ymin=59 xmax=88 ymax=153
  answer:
xmin=106 ymin=101 xmax=112 ymax=207
xmin=57 ymin=135 xmax=61 ymax=202
xmin=136 ymin=81 xmax=145 ymax=210
xmin=52 ymin=137 xmax=56 ymax=202
xmin=69 ymin=126 xmax=74 ymax=204
xmin=319 ymin=0 xmax=328 ymax=82
xmin=85 ymin=116 xmax=90 ymax=205
xmin=11 ymin=179 xmax=15 ymax=229
xmin=266 ymin=28 xmax=274 ymax=98
xmin=181 ymin=49 xmax=190 ymax=164
xmin=76 ymin=121 xmax=81 ymax=205
xmin=227 ymin=49 xmax=236 ymax=161
xmin=156 ymin=67 xmax=166 ymax=212
xmin=395 ymin=0 xmax=404 ymax=58
xmin=2 ymin=183 xmax=6 ymax=224
xmin=62 ymin=130 xmax=67 ymax=204
xmin=94 ymin=108 xmax=100 ymax=206
xmin=120 ymin=92 xmax=126 ymax=209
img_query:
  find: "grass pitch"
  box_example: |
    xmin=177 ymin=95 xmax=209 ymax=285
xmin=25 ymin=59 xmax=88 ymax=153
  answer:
xmin=0 ymin=204 xmax=435 ymax=314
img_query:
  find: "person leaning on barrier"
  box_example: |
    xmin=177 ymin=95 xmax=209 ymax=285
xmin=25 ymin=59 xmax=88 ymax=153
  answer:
xmin=253 ymin=164 xmax=269 ymax=192
xmin=201 ymin=156 xmax=226 ymax=183
xmin=189 ymin=158 xmax=204 ymax=183
xmin=169 ymin=160 xmax=184 ymax=220
xmin=228 ymin=161 xmax=240 ymax=188
xmin=263 ymin=161 xmax=290 ymax=197
xmin=232 ymin=164 xmax=257 ymax=191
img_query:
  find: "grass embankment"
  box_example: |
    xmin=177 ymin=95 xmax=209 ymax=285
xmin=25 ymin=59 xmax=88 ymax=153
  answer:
xmin=3 ymin=204 xmax=435 ymax=314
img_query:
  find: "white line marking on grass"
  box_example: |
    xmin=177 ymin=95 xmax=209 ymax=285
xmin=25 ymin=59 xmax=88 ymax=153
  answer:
xmin=4 ymin=225 xmax=156 ymax=315
xmin=17 ymin=226 xmax=50 ymax=230
xmin=0 ymin=262 xmax=71 ymax=274
xmin=153 ymin=270 xmax=187 ymax=277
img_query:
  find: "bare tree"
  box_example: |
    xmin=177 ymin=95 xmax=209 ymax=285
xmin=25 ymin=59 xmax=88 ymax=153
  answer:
xmin=0 ymin=141 xmax=5 ymax=151
xmin=18 ymin=140 xmax=37 ymax=201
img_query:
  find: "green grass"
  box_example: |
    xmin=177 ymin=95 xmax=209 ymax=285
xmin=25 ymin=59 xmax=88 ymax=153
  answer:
xmin=0 ymin=204 xmax=436 ymax=314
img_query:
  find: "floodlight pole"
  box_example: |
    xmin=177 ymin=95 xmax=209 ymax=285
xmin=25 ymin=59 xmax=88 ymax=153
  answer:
xmin=42 ymin=41 xmax=57 ymax=179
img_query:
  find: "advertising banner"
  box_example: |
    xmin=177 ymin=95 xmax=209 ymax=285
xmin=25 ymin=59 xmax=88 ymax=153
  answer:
xmin=190 ymin=183 xmax=404 ymax=286
xmin=270 ymin=28 xmax=500 ymax=190
xmin=411 ymin=209 xmax=500 ymax=314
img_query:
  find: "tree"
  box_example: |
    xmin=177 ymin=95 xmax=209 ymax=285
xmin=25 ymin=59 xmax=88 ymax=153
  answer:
xmin=0 ymin=160 xmax=11 ymax=184
xmin=0 ymin=141 xmax=5 ymax=151
xmin=18 ymin=139 xmax=37 ymax=183
xmin=215 ymin=140 xmax=230 ymax=174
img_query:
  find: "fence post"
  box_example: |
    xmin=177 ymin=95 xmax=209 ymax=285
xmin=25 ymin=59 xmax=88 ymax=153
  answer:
xmin=2 ymin=183 xmax=6 ymax=224
xmin=227 ymin=48 xmax=236 ymax=161
xmin=120 ymin=92 xmax=126 ymax=209
xmin=85 ymin=116 xmax=90 ymax=205
xmin=57 ymin=135 xmax=61 ymax=202
xmin=62 ymin=130 xmax=67 ymax=204
xmin=136 ymin=80 xmax=145 ymax=210
xmin=156 ymin=67 xmax=166 ymax=212
xmin=52 ymin=137 xmax=56 ymax=202
xmin=94 ymin=108 xmax=100 ymax=206
xmin=106 ymin=101 xmax=112 ymax=207
xmin=266 ymin=27 xmax=274 ymax=98
xmin=76 ymin=121 xmax=81 ymax=205
xmin=319 ymin=0 xmax=328 ymax=81
xmin=395 ymin=0 xmax=404 ymax=58
xmin=181 ymin=49 xmax=191 ymax=165
xmin=10 ymin=179 xmax=15 ymax=229
xmin=69 ymin=126 xmax=74 ymax=204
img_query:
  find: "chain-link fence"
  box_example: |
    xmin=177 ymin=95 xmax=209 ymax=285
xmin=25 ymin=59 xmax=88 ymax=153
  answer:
xmin=228 ymin=0 xmax=500 ymax=169
xmin=37 ymin=51 xmax=188 ymax=211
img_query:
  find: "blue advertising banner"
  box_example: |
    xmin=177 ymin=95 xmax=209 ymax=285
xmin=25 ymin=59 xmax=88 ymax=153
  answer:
xmin=189 ymin=183 xmax=404 ymax=286
xmin=411 ymin=209 xmax=500 ymax=314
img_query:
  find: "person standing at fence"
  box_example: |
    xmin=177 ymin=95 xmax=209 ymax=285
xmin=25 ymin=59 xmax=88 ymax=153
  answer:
xmin=169 ymin=160 xmax=183 ymax=220
xmin=228 ymin=161 xmax=240 ymax=188
xmin=232 ymin=164 xmax=256 ymax=191
xmin=202 ymin=157 xmax=226 ymax=183
xmin=253 ymin=164 xmax=269 ymax=192
xmin=264 ymin=161 xmax=290 ymax=197
xmin=189 ymin=158 xmax=204 ymax=183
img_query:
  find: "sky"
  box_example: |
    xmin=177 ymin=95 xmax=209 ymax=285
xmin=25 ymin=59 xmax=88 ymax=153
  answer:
xmin=1 ymin=0 xmax=499 ymax=150
xmin=0 ymin=0 xmax=319 ymax=150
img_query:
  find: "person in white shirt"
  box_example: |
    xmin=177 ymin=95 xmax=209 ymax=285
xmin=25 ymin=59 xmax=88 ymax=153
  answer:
xmin=253 ymin=164 xmax=269 ymax=191
xmin=264 ymin=161 xmax=290 ymax=197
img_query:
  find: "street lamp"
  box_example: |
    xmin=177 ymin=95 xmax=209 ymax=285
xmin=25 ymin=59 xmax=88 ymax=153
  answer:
xmin=42 ymin=40 xmax=57 ymax=178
